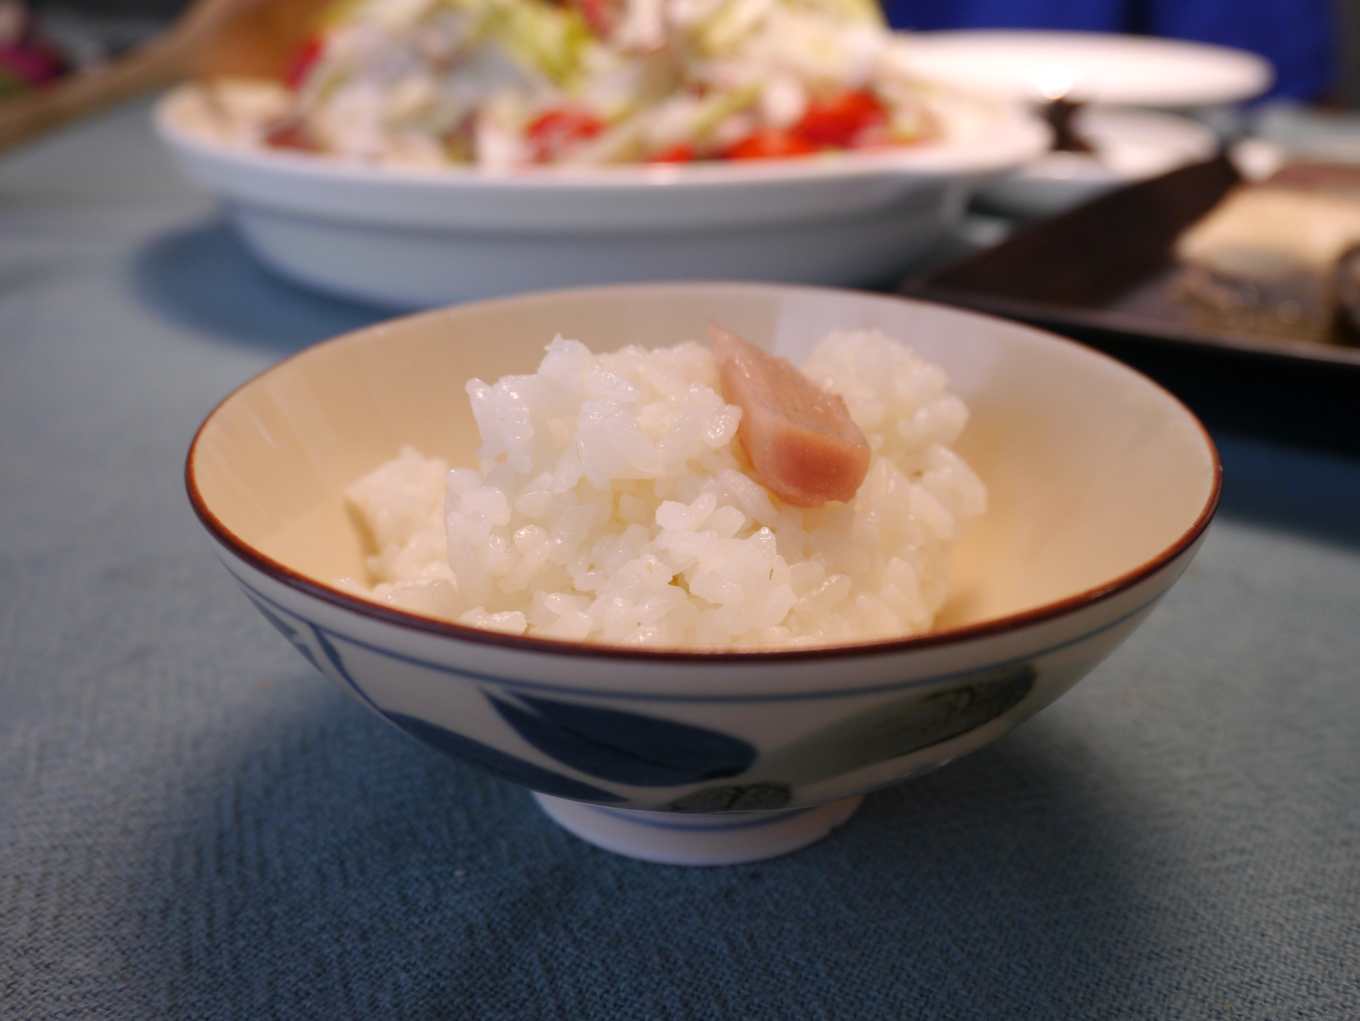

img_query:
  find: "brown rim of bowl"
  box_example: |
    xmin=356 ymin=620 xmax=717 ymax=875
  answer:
xmin=185 ymin=284 xmax=1223 ymax=665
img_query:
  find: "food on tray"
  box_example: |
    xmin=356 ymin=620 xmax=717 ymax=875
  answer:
xmin=342 ymin=325 xmax=985 ymax=648
xmin=1175 ymin=162 xmax=1360 ymax=341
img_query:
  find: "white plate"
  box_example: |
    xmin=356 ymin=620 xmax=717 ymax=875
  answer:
xmin=978 ymin=108 xmax=1219 ymax=218
xmin=154 ymin=82 xmax=1048 ymax=308
xmin=904 ymin=30 xmax=1272 ymax=109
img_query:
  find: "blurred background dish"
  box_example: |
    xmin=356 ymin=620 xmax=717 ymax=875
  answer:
xmin=155 ymin=79 xmax=1046 ymax=307
xmin=126 ymin=0 xmax=1045 ymax=306
xmin=898 ymin=30 xmax=1272 ymax=109
xmin=881 ymin=29 xmax=1272 ymax=221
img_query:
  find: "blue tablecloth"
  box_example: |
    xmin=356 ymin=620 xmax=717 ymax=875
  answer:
xmin=3 ymin=101 xmax=1358 ymax=1020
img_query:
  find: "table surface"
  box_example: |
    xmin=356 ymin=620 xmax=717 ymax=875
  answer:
xmin=3 ymin=101 xmax=1358 ymax=1021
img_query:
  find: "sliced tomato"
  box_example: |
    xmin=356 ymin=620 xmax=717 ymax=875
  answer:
xmin=648 ymin=143 xmax=697 ymax=164
xmin=722 ymin=130 xmax=818 ymax=161
xmin=573 ymin=0 xmax=619 ymax=37
xmin=264 ymin=120 xmax=320 ymax=153
xmin=283 ymin=36 xmax=324 ymax=91
xmin=794 ymin=89 xmax=886 ymax=148
xmin=526 ymin=108 xmax=605 ymax=163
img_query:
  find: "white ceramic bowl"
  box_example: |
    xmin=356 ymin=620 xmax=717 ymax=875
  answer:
xmin=187 ymin=284 xmax=1220 ymax=865
xmin=154 ymin=83 xmax=1047 ymax=308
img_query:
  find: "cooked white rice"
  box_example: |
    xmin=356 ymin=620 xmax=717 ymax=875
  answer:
xmin=342 ymin=329 xmax=985 ymax=648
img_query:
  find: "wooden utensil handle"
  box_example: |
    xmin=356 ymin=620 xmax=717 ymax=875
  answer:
xmin=0 ymin=0 xmax=261 ymax=155
xmin=0 ymin=41 xmax=187 ymax=155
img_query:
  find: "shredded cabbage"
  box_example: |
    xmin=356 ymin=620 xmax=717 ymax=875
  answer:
xmin=264 ymin=0 xmax=944 ymax=167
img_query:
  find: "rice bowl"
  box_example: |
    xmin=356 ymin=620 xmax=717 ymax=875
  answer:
xmin=185 ymin=284 xmax=1220 ymax=864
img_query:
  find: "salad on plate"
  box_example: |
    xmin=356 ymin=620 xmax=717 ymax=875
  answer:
xmin=231 ymin=0 xmax=948 ymax=169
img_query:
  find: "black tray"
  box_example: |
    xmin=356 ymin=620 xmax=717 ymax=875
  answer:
xmin=901 ymin=155 xmax=1360 ymax=374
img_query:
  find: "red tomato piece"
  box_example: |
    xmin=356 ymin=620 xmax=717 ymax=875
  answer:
xmin=264 ymin=121 xmax=320 ymax=153
xmin=648 ymin=143 xmax=697 ymax=164
xmin=526 ymin=108 xmax=605 ymax=162
xmin=723 ymin=130 xmax=818 ymax=161
xmin=794 ymin=89 xmax=886 ymax=148
xmin=575 ymin=0 xmax=618 ymax=37
xmin=283 ymin=36 xmax=324 ymax=91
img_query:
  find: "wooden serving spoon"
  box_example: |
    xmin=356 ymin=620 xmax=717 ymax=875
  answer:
xmin=0 ymin=0 xmax=329 ymax=154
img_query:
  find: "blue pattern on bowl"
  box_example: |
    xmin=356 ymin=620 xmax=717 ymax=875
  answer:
xmin=242 ymin=591 xmax=323 ymax=675
xmin=753 ymin=664 xmax=1036 ymax=789
xmin=486 ymin=692 xmax=757 ymax=787
xmin=227 ymin=566 xmax=1158 ymax=810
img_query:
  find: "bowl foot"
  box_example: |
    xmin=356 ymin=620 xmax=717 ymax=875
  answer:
xmin=532 ymin=794 xmax=864 ymax=866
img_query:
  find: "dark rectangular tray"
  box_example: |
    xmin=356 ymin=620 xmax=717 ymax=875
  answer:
xmin=900 ymin=154 xmax=1360 ymax=374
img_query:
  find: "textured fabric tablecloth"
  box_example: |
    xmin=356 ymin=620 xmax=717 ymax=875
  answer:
xmin=3 ymin=101 xmax=1358 ymax=1021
